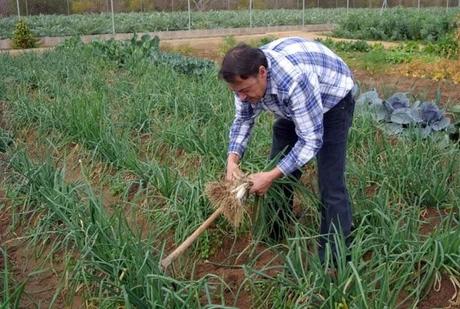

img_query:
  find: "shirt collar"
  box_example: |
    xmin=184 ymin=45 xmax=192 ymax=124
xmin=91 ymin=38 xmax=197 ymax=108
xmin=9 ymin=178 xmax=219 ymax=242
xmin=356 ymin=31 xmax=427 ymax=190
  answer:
xmin=263 ymin=54 xmax=277 ymax=97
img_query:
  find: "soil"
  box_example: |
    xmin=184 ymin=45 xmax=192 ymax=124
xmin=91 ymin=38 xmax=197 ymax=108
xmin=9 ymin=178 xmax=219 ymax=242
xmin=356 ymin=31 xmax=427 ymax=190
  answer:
xmin=419 ymin=207 xmax=452 ymax=236
xmin=398 ymin=274 xmax=460 ymax=309
xmin=193 ymin=235 xmax=283 ymax=307
xmin=417 ymin=274 xmax=460 ymax=309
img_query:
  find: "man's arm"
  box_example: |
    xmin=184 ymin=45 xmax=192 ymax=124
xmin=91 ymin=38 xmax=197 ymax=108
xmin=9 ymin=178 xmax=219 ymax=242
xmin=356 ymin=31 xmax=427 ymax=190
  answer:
xmin=226 ymin=153 xmax=242 ymax=181
xmin=226 ymin=97 xmax=262 ymax=181
xmin=276 ymin=73 xmax=323 ymax=176
xmin=248 ymin=73 xmax=323 ymax=195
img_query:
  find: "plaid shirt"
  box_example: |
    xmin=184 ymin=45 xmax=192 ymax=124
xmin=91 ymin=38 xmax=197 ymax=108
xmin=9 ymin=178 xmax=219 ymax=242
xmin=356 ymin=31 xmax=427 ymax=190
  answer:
xmin=228 ymin=37 xmax=354 ymax=175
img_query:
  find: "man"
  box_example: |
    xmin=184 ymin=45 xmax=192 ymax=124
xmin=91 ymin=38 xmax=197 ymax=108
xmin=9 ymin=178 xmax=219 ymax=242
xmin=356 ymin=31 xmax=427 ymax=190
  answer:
xmin=219 ymin=37 xmax=355 ymax=262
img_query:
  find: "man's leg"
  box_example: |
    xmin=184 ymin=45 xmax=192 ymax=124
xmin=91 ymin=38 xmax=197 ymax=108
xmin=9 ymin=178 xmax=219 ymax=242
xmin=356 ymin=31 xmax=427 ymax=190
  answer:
xmin=317 ymin=92 xmax=355 ymax=263
xmin=268 ymin=117 xmax=302 ymax=241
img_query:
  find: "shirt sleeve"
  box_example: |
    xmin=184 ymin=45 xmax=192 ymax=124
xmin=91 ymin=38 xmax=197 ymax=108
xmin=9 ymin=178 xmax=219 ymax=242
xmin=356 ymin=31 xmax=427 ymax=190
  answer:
xmin=227 ymin=96 xmax=263 ymax=158
xmin=277 ymin=72 xmax=324 ymax=175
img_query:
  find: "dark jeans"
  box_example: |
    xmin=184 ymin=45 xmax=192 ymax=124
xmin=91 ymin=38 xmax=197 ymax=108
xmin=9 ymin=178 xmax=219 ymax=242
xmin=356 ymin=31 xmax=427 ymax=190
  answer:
xmin=269 ymin=91 xmax=355 ymax=262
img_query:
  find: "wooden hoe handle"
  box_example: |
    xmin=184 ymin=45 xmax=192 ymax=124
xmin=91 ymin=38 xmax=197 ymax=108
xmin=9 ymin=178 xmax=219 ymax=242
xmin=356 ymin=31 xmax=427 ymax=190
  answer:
xmin=161 ymin=206 xmax=224 ymax=270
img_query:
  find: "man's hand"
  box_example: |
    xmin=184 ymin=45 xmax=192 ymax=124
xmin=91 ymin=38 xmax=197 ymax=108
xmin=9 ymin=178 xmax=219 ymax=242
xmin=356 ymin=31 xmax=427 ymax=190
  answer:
xmin=248 ymin=168 xmax=283 ymax=196
xmin=226 ymin=153 xmax=243 ymax=182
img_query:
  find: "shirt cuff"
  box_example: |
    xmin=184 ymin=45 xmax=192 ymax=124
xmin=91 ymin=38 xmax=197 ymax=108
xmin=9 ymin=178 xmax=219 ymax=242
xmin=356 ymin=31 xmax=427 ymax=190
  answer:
xmin=276 ymin=157 xmax=298 ymax=176
xmin=227 ymin=144 xmax=245 ymax=158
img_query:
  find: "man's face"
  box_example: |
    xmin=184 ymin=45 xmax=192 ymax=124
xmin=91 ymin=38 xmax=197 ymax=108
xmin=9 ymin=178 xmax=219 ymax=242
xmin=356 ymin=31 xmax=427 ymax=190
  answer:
xmin=228 ymin=66 xmax=267 ymax=104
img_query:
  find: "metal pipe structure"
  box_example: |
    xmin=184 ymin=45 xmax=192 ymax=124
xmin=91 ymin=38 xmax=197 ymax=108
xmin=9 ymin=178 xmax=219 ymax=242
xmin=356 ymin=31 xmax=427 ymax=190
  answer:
xmin=380 ymin=0 xmax=387 ymax=15
xmin=16 ymin=0 xmax=20 ymax=17
xmin=188 ymin=0 xmax=191 ymax=30
xmin=111 ymin=0 xmax=115 ymax=35
xmin=249 ymin=0 xmax=253 ymax=28
xmin=302 ymin=0 xmax=305 ymax=26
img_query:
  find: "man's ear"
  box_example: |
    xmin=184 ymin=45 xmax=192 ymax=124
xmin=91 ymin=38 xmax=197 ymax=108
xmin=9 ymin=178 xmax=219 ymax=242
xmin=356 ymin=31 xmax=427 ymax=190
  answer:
xmin=258 ymin=66 xmax=267 ymax=78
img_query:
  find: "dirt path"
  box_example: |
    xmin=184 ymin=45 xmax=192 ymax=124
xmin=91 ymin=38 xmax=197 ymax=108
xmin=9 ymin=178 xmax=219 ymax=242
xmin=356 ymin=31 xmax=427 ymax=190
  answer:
xmin=160 ymin=30 xmax=398 ymax=53
xmin=192 ymin=235 xmax=283 ymax=307
xmin=0 ymin=29 xmax=399 ymax=57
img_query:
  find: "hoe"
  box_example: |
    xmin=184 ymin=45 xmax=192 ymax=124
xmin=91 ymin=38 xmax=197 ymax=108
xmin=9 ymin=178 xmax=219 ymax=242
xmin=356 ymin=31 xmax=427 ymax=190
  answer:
xmin=161 ymin=177 xmax=251 ymax=270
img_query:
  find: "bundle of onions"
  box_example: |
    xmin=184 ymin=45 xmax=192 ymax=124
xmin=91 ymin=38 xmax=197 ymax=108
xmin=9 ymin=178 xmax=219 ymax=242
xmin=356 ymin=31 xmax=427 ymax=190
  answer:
xmin=161 ymin=177 xmax=251 ymax=270
xmin=205 ymin=177 xmax=250 ymax=228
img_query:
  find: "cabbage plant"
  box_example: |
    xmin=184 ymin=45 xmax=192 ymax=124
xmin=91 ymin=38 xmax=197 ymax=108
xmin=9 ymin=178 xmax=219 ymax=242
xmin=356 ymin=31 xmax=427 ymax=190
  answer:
xmin=356 ymin=90 xmax=451 ymax=138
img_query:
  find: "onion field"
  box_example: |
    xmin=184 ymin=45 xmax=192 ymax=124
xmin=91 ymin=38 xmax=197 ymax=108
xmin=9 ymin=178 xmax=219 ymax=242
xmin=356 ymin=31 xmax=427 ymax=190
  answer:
xmin=0 ymin=31 xmax=459 ymax=308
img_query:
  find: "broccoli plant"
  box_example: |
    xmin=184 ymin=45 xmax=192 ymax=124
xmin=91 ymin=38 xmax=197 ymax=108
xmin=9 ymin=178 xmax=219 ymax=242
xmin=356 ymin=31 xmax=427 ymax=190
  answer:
xmin=90 ymin=34 xmax=214 ymax=76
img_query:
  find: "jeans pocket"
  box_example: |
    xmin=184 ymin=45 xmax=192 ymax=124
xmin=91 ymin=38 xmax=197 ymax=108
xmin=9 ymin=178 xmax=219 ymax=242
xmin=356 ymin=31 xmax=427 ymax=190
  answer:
xmin=323 ymin=97 xmax=352 ymax=144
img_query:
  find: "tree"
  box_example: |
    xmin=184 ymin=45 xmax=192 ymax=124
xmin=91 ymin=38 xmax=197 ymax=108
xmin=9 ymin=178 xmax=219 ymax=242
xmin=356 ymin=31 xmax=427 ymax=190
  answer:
xmin=192 ymin=0 xmax=211 ymax=11
xmin=0 ymin=0 xmax=8 ymax=16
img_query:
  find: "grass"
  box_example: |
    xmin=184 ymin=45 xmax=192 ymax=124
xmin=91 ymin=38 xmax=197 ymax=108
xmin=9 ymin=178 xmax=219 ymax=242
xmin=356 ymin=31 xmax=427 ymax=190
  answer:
xmin=0 ymin=38 xmax=459 ymax=307
xmin=0 ymin=248 xmax=25 ymax=309
xmin=318 ymin=37 xmax=458 ymax=76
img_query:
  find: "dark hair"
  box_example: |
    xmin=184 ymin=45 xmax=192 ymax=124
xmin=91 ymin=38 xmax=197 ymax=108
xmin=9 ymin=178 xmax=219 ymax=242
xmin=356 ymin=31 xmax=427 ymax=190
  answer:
xmin=218 ymin=43 xmax=268 ymax=83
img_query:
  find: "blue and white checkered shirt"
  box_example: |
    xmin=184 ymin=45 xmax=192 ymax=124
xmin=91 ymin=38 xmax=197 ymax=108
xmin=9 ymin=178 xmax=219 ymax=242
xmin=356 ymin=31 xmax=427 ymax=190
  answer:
xmin=228 ymin=37 xmax=354 ymax=175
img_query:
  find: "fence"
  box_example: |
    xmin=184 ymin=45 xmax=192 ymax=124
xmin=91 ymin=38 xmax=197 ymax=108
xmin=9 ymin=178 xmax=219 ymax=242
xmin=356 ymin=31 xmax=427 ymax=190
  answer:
xmin=0 ymin=0 xmax=458 ymax=37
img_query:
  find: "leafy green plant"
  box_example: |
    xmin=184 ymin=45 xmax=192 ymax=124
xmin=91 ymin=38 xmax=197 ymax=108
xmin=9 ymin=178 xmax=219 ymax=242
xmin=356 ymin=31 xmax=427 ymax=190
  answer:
xmin=258 ymin=35 xmax=278 ymax=46
xmin=0 ymin=8 xmax=360 ymax=39
xmin=1 ymin=248 xmax=25 ymax=309
xmin=92 ymin=34 xmax=214 ymax=75
xmin=0 ymin=128 xmax=13 ymax=153
xmin=11 ymin=19 xmax=38 ymax=49
xmin=218 ymin=35 xmax=237 ymax=57
xmin=447 ymin=105 xmax=460 ymax=143
xmin=92 ymin=33 xmax=160 ymax=67
xmin=356 ymin=90 xmax=451 ymax=137
xmin=334 ymin=7 xmax=458 ymax=42
xmin=423 ymin=32 xmax=459 ymax=59
xmin=56 ymin=35 xmax=84 ymax=51
xmin=316 ymin=37 xmax=371 ymax=52
xmin=151 ymin=52 xmax=214 ymax=76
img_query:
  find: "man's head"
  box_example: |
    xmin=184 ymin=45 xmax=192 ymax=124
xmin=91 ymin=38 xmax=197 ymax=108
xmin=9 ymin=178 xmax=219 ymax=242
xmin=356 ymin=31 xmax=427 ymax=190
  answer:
xmin=219 ymin=43 xmax=268 ymax=103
